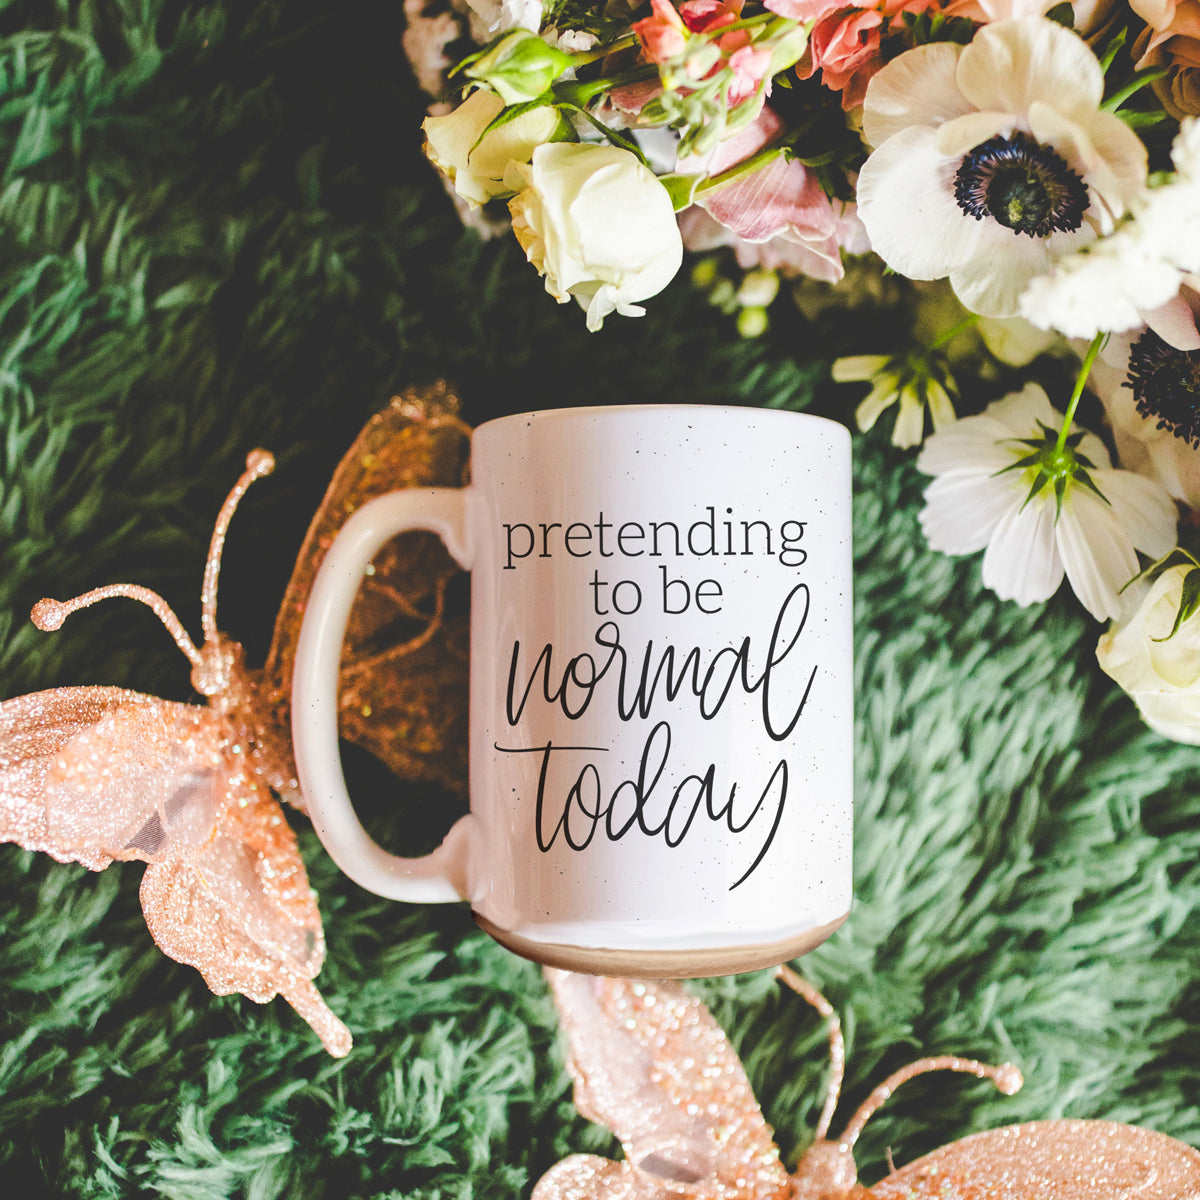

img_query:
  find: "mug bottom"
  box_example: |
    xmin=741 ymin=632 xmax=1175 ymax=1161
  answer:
xmin=473 ymin=911 xmax=849 ymax=978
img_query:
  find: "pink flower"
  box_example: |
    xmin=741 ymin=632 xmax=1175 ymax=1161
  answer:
xmin=725 ymin=42 xmax=775 ymax=105
xmin=763 ymin=0 xmax=845 ymax=19
xmin=680 ymin=0 xmax=745 ymax=32
xmin=800 ymin=8 xmax=886 ymax=108
xmin=636 ymin=0 xmax=771 ymax=107
xmin=634 ymin=0 xmax=689 ymax=62
xmin=797 ymin=0 xmax=935 ymax=109
xmin=680 ymin=106 xmax=862 ymax=281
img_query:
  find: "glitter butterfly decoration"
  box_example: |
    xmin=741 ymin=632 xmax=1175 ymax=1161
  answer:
xmin=0 ymin=386 xmax=472 ymax=1058
xmin=536 ymin=967 xmax=1200 ymax=1199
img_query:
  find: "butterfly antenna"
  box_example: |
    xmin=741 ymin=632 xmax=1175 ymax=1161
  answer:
xmin=30 ymin=451 xmax=276 ymax=669
xmin=776 ymin=965 xmax=844 ymax=1142
xmin=837 ymin=1054 xmax=1023 ymax=1151
xmin=200 ymin=450 xmax=275 ymax=645
xmin=32 ymin=586 xmax=204 ymax=668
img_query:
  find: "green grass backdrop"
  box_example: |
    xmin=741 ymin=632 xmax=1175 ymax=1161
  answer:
xmin=1 ymin=1 xmax=1198 ymax=1196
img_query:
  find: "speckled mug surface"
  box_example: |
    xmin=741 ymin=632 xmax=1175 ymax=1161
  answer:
xmin=292 ymin=405 xmax=853 ymax=976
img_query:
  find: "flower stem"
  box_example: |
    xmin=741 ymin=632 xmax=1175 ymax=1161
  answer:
xmin=694 ymin=144 xmax=785 ymax=195
xmin=553 ymin=62 xmax=659 ymax=106
xmin=1054 ymin=331 xmax=1106 ymax=456
xmin=703 ymin=12 xmax=788 ymax=36
xmin=930 ymin=313 xmax=979 ymax=349
xmin=569 ymin=34 xmax=639 ymax=68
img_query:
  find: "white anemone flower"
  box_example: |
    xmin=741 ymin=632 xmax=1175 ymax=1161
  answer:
xmin=917 ymin=384 xmax=1178 ymax=619
xmin=1020 ymin=118 xmax=1200 ymax=337
xmin=857 ymin=18 xmax=1148 ymax=318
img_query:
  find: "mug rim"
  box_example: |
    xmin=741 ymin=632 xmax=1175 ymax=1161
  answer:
xmin=474 ymin=402 xmax=848 ymax=434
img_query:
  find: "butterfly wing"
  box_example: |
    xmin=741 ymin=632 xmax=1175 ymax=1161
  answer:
xmin=867 ymin=1119 xmax=1200 ymax=1199
xmin=533 ymin=1155 xmax=683 ymax=1200
xmin=0 ymin=687 xmax=225 ymax=871
xmin=538 ymin=970 xmax=792 ymax=1200
xmin=252 ymin=382 xmax=472 ymax=805
xmin=140 ymin=772 xmax=352 ymax=1057
xmin=0 ymin=685 xmax=349 ymax=1054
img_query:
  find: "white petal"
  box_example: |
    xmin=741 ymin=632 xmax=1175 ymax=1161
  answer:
xmin=893 ymin=389 xmax=926 ymax=447
xmin=935 ymin=111 xmax=1017 ymax=158
xmin=916 ymin=416 xmax=1021 ymax=476
xmin=981 ymin=493 xmax=1064 ymax=605
xmin=856 ymin=376 xmax=899 ymax=432
xmin=1077 ymin=429 xmax=1114 ymax=471
xmin=949 ymin=226 xmax=1067 ymax=317
xmin=956 ymin=18 xmax=1104 ymax=119
xmin=982 ymin=382 xmax=1057 ymax=436
xmin=919 ymin=471 xmax=1020 ymax=553
xmin=862 ymin=42 xmax=971 ymax=148
xmin=857 ymin=129 xmax=981 ymax=279
xmin=926 ymin=378 xmax=958 ymax=430
xmin=1055 ymin=486 xmax=1141 ymax=620
xmin=1146 ymin=293 xmax=1200 ymax=350
xmin=832 ymin=354 xmax=891 ymax=382
xmin=1094 ymin=468 xmax=1179 ymax=558
xmin=1027 ymin=102 xmax=1147 ymax=221
xmin=1143 ymin=435 xmax=1200 ymax=509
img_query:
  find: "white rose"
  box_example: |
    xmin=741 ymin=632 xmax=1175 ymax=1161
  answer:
xmin=507 ymin=142 xmax=683 ymax=331
xmin=1097 ymin=563 xmax=1200 ymax=742
xmin=422 ymin=90 xmax=563 ymax=207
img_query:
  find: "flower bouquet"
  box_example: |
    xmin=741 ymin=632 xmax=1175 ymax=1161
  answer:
xmin=408 ymin=0 xmax=1200 ymax=743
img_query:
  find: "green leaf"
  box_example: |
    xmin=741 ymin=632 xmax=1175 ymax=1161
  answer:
xmin=1153 ymin=567 xmax=1200 ymax=641
xmin=1102 ymin=66 xmax=1169 ymax=113
xmin=469 ymin=98 xmax=557 ymax=154
xmin=658 ymin=172 xmax=701 ymax=211
xmin=1123 ymin=546 xmax=1200 ymax=592
xmin=557 ymin=104 xmax=648 ymax=162
xmin=1046 ymin=1 xmax=1076 ymax=27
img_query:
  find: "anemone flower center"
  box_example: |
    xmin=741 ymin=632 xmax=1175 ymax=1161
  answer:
xmin=953 ymin=131 xmax=1089 ymax=238
xmin=1124 ymin=328 xmax=1200 ymax=445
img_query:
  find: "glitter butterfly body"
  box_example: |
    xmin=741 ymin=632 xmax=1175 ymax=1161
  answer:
xmin=536 ymin=968 xmax=1200 ymax=1200
xmin=0 ymin=387 xmax=473 ymax=1057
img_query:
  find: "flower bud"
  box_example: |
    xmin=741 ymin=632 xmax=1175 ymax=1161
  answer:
xmin=465 ymin=30 xmax=573 ymax=105
xmin=422 ymin=90 xmax=565 ymax=207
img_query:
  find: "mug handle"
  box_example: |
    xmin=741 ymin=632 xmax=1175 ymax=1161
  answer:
xmin=292 ymin=488 xmax=474 ymax=902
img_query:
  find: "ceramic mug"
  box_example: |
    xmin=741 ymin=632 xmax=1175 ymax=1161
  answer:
xmin=291 ymin=404 xmax=853 ymax=976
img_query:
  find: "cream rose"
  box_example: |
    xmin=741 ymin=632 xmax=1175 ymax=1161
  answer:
xmin=1097 ymin=563 xmax=1200 ymax=742
xmin=422 ymin=90 xmax=564 ymax=207
xmin=507 ymin=142 xmax=684 ymax=331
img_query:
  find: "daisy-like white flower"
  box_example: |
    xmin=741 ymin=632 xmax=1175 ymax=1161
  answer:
xmin=917 ymin=384 xmax=1178 ymax=619
xmin=857 ymin=18 xmax=1148 ymax=318
xmin=832 ymin=353 xmax=957 ymax=447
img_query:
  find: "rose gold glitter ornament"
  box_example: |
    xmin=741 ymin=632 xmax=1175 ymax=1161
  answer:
xmin=0 ymin=385 xmax=473 ymax=1058
xmin=535 ymin=967 xmax=1200 ymax=1200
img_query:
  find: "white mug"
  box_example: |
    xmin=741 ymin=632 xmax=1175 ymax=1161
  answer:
xmin=292 ymin=404 xmax=853 ymax=976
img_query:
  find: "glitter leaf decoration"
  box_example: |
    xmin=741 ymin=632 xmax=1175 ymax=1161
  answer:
xmin=0 ymin=386 xmax=473 ymax=1057
xmin=535 ymin=967 xmax=1200 ymax=1200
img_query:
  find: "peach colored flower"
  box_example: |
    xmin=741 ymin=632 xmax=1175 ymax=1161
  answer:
xmin=797 ymin=0 xmax=935 ymax=109
xmin=634 ymin=0 xmax=689 ymax=62
xmin=1131 ymin=0 xmax=1200 ymax=117
xmin=636 ymin=0 xmax=771 ymax=107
